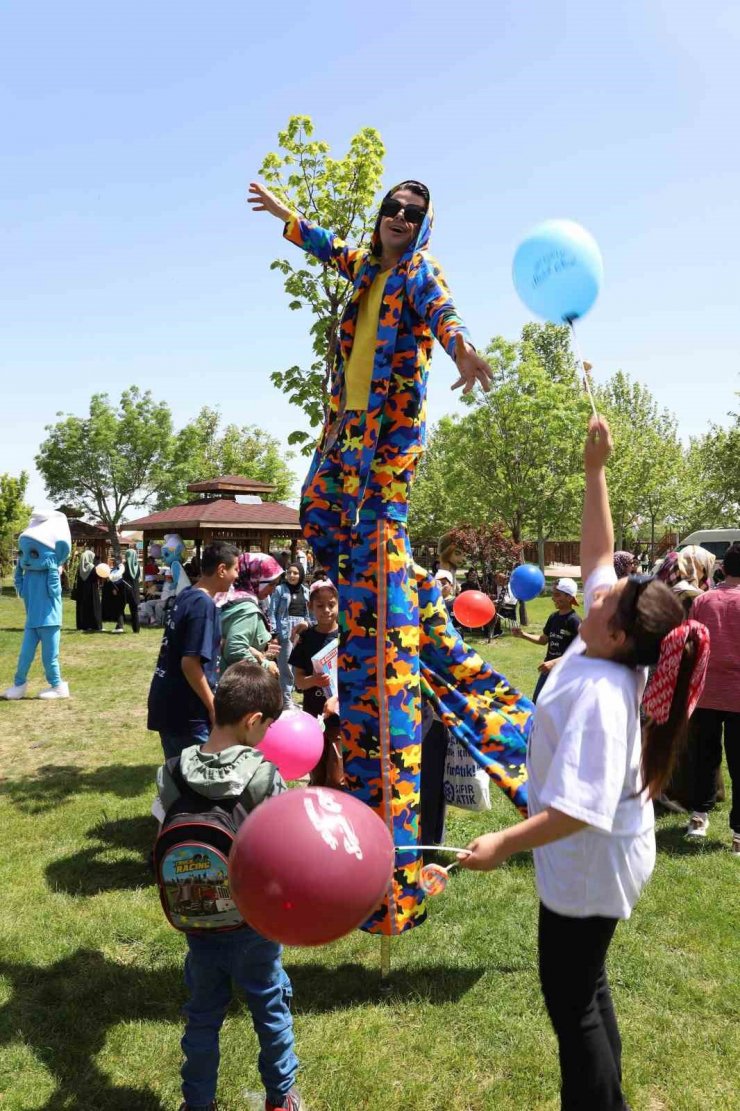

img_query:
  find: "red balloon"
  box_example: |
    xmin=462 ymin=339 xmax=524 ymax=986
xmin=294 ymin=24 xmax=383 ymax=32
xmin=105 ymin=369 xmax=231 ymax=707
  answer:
xmin=229 ymin=787 xmax=394 ymax=946
xmin=453 ymin=590 xmax=496 ymax=628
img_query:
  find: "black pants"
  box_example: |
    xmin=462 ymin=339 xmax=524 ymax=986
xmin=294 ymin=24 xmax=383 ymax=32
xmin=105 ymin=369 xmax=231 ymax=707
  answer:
xmin=538 ymin=903 xmax=627 ymax=1111
xmin=689 ymin=708 xmax=740 ymax=832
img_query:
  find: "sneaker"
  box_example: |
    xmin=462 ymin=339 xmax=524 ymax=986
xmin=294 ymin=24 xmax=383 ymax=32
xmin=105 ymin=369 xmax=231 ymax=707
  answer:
xmin=1 ymin=683 xmax=28 ymax=700
xmin=266 ymin=1088 xmax=304 ymax=1111
xmin=685 ymin=812 xmax=709 ymax=838
xmin=731 ymin=836 xmax=740 ymax=858
xmin=38 ymin=682 xmax=70 ymax=700
xmin=178 ymin=1101 xmax=218 ymax=1111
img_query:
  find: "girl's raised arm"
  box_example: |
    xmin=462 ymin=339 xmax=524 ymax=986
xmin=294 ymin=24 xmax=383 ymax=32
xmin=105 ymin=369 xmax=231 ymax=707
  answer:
xmin=580 ymin=416 xmax=615 ymax=585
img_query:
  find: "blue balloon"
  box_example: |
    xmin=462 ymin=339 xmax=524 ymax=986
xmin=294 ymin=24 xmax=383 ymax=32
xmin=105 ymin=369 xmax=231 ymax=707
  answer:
xmin=510 ymin=563 xmax=546 ymax=602
xmin=512 ymin=219 xmax=603 ymax=323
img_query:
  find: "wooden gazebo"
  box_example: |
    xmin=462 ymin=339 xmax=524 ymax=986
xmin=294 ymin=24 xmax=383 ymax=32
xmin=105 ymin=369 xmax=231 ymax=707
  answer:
xmin=122 ymin=475 xmax=302 ymax=563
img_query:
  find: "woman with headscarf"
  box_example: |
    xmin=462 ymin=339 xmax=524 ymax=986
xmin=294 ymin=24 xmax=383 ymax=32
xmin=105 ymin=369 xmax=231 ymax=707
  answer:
xmin=250 ymin=178 xmax=532 ymax=936
xmin=652 ymin=546 xmax=719 ymax=811
xmin=613 ymin=550 xmax=638 ymax=579
xmin=218 ymin=553 xmax=283 ymax=678
xmin=270 ymin=562 xmax=310 ymax=711
xmin=71 ymin=549 xmax=102 ymax=632
xmin=122 ymin=548 xmax=141 ymax=633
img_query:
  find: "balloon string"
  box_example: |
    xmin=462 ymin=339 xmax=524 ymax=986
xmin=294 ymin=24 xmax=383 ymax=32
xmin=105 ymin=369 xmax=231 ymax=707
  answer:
xmin=568 ymin=320 xmax=598 ymax=420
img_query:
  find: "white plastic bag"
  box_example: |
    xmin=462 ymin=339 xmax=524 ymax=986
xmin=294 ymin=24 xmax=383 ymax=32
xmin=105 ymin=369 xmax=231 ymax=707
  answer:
xmin=442 ymin=739 xmax=492 ymax=812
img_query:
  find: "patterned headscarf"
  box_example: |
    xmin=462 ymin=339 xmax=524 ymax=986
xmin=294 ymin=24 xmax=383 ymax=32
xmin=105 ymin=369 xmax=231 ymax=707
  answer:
xmin=678 ymin=545 xmax=716 ymax=591
xmin=613 ymin=551 xmax=635 ymax=579
xmin=657 ymin=548 xmax=715 ymax=596
xmin=215 ymin=552 xmax=283 ymax=608
xmin=655 ymin=552 xmax=682 ymax=590
xmin=642 ymin=619 xmax=711 ymax=724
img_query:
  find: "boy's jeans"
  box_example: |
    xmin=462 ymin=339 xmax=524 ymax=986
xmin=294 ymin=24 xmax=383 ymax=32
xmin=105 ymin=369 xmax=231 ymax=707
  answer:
xmin=159 ymin=724 xmax=209 ymax=761
xmin=182 ymin=928 xmax=298 ymax=1107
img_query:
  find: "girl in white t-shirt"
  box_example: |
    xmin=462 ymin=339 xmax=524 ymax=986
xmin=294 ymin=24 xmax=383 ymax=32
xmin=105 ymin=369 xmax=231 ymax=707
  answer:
xmin=461 ymin=417 xmax=709 ymax=1111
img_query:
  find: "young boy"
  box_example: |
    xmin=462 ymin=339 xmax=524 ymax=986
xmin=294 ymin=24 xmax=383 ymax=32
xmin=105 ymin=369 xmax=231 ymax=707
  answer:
xmin=289 ymin=579 xmax=343 ymax=787
xmin=513 ymin=577 xmax=581 ymax=703
xmin=148 ymin=542 xmax=239 ymax=759
xmin=156 ymin=660 xmax=303 ymax=1111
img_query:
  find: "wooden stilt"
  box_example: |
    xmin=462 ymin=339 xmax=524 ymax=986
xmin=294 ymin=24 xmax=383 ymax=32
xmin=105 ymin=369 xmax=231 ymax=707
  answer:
xmin=380 ymin=935 xmax=391 ymax=987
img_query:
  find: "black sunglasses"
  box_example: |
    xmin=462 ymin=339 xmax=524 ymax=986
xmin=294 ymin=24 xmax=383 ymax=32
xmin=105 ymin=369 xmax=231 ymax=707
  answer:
xmin=379 ymin=198 xmax=427 ymax=226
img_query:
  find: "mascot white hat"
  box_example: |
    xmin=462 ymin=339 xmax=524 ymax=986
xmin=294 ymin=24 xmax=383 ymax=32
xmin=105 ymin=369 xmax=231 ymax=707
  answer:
xmin=21 ymin=511 xmax=72 ymax=552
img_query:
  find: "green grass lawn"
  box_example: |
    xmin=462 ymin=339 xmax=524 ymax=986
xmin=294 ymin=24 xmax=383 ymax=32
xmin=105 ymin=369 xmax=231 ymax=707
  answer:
xmin=0 ymin=586 xmax=738 ymax=1110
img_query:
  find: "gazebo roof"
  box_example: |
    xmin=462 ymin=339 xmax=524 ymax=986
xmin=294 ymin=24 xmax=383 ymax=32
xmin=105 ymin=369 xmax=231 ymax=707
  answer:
xmin=123 ymin=499 xmax=300 ymax=534
xmin=186 ymin=475 xmax=276 ymax=495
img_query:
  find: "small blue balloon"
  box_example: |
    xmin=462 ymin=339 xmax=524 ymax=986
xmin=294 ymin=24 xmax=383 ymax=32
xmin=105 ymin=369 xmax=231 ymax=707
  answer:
xmin=510 ymin=564 xmax=546 ymax=602
xmin=512 ymin=219 xmax=603 ymax=323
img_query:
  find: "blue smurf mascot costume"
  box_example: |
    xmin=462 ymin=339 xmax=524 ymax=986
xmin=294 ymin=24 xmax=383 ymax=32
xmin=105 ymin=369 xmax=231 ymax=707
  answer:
xmin=2 ymin=510 xmax=72 ymax=700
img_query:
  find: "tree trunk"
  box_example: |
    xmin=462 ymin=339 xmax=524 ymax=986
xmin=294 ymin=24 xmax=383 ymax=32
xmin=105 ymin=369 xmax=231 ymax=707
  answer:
xmin=106 ymin=519 xmax=121 ymax=563
xmin=537 ymin=532 xmax=546 ymax=572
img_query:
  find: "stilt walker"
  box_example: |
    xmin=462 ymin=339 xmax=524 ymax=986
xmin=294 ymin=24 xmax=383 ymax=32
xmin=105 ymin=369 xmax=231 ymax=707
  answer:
xmin=249 ymin=180 xmax=533 ymax=937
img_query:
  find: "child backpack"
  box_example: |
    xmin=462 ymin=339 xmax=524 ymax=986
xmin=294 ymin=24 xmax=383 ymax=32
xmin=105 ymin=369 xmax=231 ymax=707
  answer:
xmin=154 ymin=756 xmax=277 ymax=933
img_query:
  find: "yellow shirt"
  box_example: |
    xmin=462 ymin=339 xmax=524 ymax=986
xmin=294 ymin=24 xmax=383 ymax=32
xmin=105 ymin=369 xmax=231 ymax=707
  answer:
xmin=343 ymin=269 xmax=392 ymax=410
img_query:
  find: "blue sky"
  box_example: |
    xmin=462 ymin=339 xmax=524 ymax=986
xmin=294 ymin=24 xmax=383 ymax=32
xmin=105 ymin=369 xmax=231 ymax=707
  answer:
xmin=3 ymin=0 xmax=739 ymax=512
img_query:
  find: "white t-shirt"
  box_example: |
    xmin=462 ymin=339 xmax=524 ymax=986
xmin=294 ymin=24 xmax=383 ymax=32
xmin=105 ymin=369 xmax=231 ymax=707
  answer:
xmin=526 ymin=563 xmax=655 ymax=919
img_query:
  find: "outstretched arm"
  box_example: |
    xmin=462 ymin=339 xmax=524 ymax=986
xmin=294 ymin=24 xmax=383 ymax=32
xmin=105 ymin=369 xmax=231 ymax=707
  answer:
xmin=407 ymin=259 xmax=492 ymax=393
xmin=248 ymin=181 xmax=364 ymax=283
xmin=460 ymin=807 xmax=586 ymax=871
xmin=581 ymin=416 xmax=614 ymax=585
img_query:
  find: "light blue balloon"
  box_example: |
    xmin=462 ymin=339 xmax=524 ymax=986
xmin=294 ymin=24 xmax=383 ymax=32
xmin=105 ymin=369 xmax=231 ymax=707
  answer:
xmin=512 ymin=219 xmax=603 ymax=323
xmin=509 ymin=563 xmax=546 ymax=602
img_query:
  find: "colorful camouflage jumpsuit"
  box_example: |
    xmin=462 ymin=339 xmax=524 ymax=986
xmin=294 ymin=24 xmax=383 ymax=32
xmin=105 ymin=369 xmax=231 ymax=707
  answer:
xmin=284 ymin=191 xmax=532 ymax=935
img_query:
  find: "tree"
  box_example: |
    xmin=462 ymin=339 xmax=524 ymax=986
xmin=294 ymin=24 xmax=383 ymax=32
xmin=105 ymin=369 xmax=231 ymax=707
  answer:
xmin=444 ymin=523 xmax=522 ymax=586
xmin=163 ymin=407 xmax=295 ymax=506
xmin=258 ymin=115 xmax=385 ymax=452
xmin=36 ymin=388 xmax=176 ymax=558
xmin=0 ymin=472 xmax=31 ymax=577
xmin=410 ymin=324 xmax=590 ymax=557
xmin=407 ymin=416 xmax=461 ymax=545
xmin=596 ymin=371 xmax=685 ymax=549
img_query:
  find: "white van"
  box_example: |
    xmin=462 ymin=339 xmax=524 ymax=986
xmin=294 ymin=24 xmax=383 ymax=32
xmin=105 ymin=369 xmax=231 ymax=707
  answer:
xmin=677 ymin=529 xmax=740 ymax=565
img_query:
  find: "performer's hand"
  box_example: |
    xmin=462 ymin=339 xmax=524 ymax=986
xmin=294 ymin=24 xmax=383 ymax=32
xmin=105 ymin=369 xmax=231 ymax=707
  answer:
xmin=247 ymin=181 xmax=292 ymax=223
xmin=313 ymin=673 xmax=331 ymax=688
xmin=458 ymin=831 xmax=510 ymax=871
xmin=324 ymin=695 xmax=339 ymax=716
xmin=511 ymin=626 xmax=523 ymax=639
xmin=538 ymin=659 xmax=556 ymax=674
xmin=451 ymin=333 xmax=493 ymax=394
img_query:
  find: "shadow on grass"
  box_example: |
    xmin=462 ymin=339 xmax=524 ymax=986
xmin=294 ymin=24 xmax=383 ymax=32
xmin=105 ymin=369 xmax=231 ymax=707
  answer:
xmin=0 ymin=949 xmax=178 ymax=1109
xmin=46 ymin=815 xmax=155 ymax=896
xmin=655 ymin=824 xmax=727 ymax=856
xmin=286 ymin=960 xmax=486 ymax=1011
xmin=0 ymin=763 xmax=155 ymax=813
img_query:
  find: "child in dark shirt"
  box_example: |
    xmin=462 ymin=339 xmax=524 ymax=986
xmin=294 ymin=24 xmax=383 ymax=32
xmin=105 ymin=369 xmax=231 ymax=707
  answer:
xmin=289 ymin=579 xmax=343 ymax=787
xmin=514 ymin=577 xmax=581 ymax=703
xmin=147 ymin=542 xmax=239 ymax=759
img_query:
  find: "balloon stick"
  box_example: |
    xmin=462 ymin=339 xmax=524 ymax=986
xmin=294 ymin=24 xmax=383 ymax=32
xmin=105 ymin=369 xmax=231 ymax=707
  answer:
xmin=568 ymin=320 xmax=598 ymax=420
xmin=380 ymin=936 xmax=391 ymax=982
xmin=396 ymin=844 xmax=472 ymax=855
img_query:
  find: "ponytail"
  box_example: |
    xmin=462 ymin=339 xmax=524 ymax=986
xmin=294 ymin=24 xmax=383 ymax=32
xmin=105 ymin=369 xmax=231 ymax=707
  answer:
xmin=641 ymin=620 xmax=710 ymax=799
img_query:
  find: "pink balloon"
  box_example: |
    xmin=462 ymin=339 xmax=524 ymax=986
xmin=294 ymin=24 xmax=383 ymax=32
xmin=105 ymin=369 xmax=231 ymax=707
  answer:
xmin=256 ymin=709 xmax=324 ymax=780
